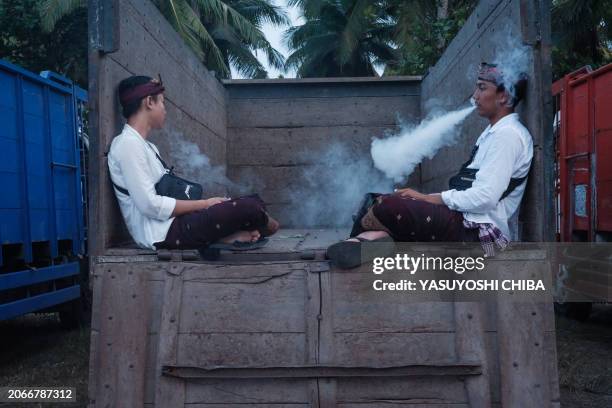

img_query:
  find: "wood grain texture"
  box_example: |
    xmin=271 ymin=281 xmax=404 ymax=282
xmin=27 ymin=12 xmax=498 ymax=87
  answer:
xmin=154 ymin=266 xmax=186 ymax=407
xmin=228 ymin=96 xmax=419 ymax=128
xmin=495 ymin=257 xmax=551 ymax=407
xmin=94 ymin=264 xmax=149 ymax=408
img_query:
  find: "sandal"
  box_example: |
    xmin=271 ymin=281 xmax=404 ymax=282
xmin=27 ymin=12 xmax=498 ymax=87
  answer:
xmin=326 ymin=236 xmax=395 ymax=269
xmin=209 ymin=237 xmax=269 ymax=251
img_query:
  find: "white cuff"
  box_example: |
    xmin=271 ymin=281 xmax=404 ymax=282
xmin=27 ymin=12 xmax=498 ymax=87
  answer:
xmin=158 ymin=196 xmax=177 ymax=220
xmin=440 ymin=190 xmax=457 ymax=210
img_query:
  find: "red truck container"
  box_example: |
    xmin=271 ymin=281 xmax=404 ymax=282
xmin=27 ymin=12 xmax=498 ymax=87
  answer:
xmin=553 ymin=63 xmax=612 ymax=243
xmin=553 ymin=64 xmax=612 ymax=319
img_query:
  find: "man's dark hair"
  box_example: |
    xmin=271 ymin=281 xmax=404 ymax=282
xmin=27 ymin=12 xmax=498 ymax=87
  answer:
xmin=496 ymin=73 xmax=528 ymax=108
xmin=117 ymin=75 xmax=160 ymax=119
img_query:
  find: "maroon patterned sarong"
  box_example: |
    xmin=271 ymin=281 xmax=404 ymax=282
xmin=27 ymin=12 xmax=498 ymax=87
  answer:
xmin=155 ymin=194 xmax=269 ymax=249
xmin=361 ymin=194 xmax=479 ymax=242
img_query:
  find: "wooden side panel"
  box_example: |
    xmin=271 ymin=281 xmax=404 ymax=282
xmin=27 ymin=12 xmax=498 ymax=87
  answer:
xmin=420 ymin=0 xmax=553 ymax=241
xmin=185 ymin=379 xmax=311 ymax=404
xmin=154 ymin=266 xmax=186 ymax=407
xmin=225 ymin=82 xmax=421 ymax=228
xmin=89 ymin=243 xmax=559 ymax=407
xmin=88 ymin=0 xmax=228 ymax=252
xmin=454 ymin=302 xmax=491 ymax=407
xmin=228 ymin=96 xmax=419 ymax=128
xmin=90 ymin=263 xmax=150 ymax=408
xmin=494 ymin=256 xmax=552 ymax=407
xmin=335 ymin=377 xmax=468 ymax=406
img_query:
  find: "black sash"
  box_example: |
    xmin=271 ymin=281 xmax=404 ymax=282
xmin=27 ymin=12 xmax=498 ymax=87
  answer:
xmin=112 ymin=143 xmax=202 ymax=201
xmin=448 ymin=145 xmax=527 ymax=201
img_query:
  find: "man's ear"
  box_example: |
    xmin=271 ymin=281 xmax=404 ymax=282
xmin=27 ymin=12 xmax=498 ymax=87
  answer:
xmin=497 ymin=90 xmax=510 ymax=107
xmin=142 ymin=95 xmax=154 ymax=111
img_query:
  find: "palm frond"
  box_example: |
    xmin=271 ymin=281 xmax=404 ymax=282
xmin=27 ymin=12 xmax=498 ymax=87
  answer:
xmin=39 ymin=0 xmax=85 ymax=32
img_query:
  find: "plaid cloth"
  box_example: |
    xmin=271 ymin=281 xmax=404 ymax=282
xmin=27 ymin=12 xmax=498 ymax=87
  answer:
xmin=463 ymin=220 xmax=509 ymax=257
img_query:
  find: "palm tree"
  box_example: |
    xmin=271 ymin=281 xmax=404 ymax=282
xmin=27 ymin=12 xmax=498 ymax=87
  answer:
xmin=285 ymin=0 xmax=398 ymax=77
xmin=40 ymin=0 xmax=289 ymax=78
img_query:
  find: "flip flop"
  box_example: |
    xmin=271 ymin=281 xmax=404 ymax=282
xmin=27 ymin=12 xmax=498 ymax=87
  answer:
xmin=209 ymin=237 xmax=269 ymax=251
xmin=326 ymin=236 xmax=395 ymax=269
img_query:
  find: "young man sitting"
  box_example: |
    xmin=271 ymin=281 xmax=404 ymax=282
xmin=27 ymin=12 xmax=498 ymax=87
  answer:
xmin=108 ymin=75 xmax=279 ymax=250
xmin=327 ymin=63 xmax=533 ymax=268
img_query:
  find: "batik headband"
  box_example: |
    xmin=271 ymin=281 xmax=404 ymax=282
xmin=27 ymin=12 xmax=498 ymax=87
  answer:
xmin=119 ymin=75 xmax=165 ymax=107
xmin=477 ymin=62 xmax=504 ymax=86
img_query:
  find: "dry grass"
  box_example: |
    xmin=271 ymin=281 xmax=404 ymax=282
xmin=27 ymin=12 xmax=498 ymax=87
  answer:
xmin=0 ymin=314 xmax=89 ymax=407
xmin=556 ymin=304 xmax=612 ymax=407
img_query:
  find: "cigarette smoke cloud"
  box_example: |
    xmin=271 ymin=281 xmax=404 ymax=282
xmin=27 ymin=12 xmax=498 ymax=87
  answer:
xmin=371 ymin=106 xmax=475 ymax=182
xmin=293 ymin=143 xmax=394 ymax=227
xmin=490 ymin=29 xmax=532 ymax=104
xmin=165 ymin=132 xmax=256 ymax=196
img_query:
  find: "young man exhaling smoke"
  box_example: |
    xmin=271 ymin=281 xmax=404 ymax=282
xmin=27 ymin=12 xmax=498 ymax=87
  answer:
xmin=327 ymin=63 xmax=532 ymax=268
xmin=107 ymin=75 xmax=279 ymax=250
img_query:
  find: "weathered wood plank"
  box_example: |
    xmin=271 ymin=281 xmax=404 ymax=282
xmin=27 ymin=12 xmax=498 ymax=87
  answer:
xmin=333 ymin=333 xmax=457 ymax=366
xmin=163 ymin=364 xmax=482 ymax=379
xmin=495 ymin=258 xmax=550 ymax=407
xmin=306 ymin=266 xmax=321 ymax=364
xmin=335 ymin=376 xmax=468 ymax=404
xmin=94 ymin=264 xmax=149 ymax=408
xmin=330 ymin=269 xmax=456 ymax=332
xmin=225 ymin=79 xmax=420 ymax=99
xmin=186 ymin=405 xmax=309 ymax=408
xmin=228 ymin=96 xmax=420 ymax=128
xmin=338 ymin=404 xmax=470 ymax=408
xmin=179 ymin=266 xmax=307 ymax=333
xmin=143 ymin=333 xmax=159 ymax=405
xmin=185 ymin=378 xmax=310 ymax=404
xmin=227 ymin=126 xmax=400 ymax=167
xmin=319 ymin=378 xmax=338 ymax=408
xmin=154 ymin=266 xmax=186 ymax=407
xmin=453 ymin=302 xmax=491 ymax=407
xmin=176 ymin=333 xmax=307 ymax=367
xmin=318 ymin=266 xmax=338 ymax=407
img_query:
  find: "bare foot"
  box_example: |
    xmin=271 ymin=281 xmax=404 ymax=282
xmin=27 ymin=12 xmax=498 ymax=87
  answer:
xmin=219 ymin=230 xmax=257 ymax=244
xmin=260 ymin=215 xmax=280 ymax=237
xmin=249 ymin=230 xmax=261 ymax=242
xmin=346 ymin=230 xmax=391 ymax=242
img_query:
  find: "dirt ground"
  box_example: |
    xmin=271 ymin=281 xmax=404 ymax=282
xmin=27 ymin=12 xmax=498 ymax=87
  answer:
xmin=0 ymin=306 xmax=610 ymax=408
xmin=557 ymin=304 xmax=612 ymax=407
xmin=0 ymin=315 xmax=89 ymax=407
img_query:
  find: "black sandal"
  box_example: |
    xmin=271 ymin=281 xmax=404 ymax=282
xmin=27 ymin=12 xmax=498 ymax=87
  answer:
xmin=326 ymin=236 xmax=395 ymax=269
xmin=209 ymin=237 xmax=269 ymax=251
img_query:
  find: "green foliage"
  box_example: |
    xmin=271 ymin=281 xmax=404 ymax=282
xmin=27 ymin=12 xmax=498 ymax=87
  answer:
xmin=383 ymin=0 xmax=476 ymax=76
xmin=39 ymin=0 xmax=84 ymax=32
xmin=285 ymin=0 xmax=398 ymax=77
xmin=286 ymin=0 xmax=476 ymax=78
xmin=0 ymin=0 xmax=87 ymax=86
xmin=151 ymin=0 xmax=288 ymax=78
xmin=35 ymin=0 xmax=288 ymax=79
xmin=551 ymin=0 xmax=611 ymax=80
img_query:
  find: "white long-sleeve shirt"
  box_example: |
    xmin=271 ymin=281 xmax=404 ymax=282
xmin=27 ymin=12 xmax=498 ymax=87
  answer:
xmin=108 ymin=124 xmax=176 ymax=249
xmin=440 ymin=113 xmax=533 ymax=238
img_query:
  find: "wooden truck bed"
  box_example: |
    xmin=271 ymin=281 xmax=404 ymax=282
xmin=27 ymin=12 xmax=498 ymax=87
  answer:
xmin=89 ymin=229 xmax=559 ymax=407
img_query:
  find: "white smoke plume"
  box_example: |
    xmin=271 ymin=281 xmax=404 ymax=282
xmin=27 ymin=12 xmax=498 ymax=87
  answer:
xmin=293 ymin=143 xmax=394 ymax=227
xmin=165 ymin=132 xmax=256 ymax=196
xmin=371 ymin=105 xmax=475 ymax=182
xmin=490 ymin=30 xmax=532 ymax=103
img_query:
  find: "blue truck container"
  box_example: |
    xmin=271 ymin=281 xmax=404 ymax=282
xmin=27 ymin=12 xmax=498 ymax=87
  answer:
xmin=0 ymin=59 xmax=87 ymax=324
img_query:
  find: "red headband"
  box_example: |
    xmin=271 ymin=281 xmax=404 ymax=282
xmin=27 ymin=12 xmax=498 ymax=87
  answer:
xmin=119 ymin=77 xmax=165 ymax=107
